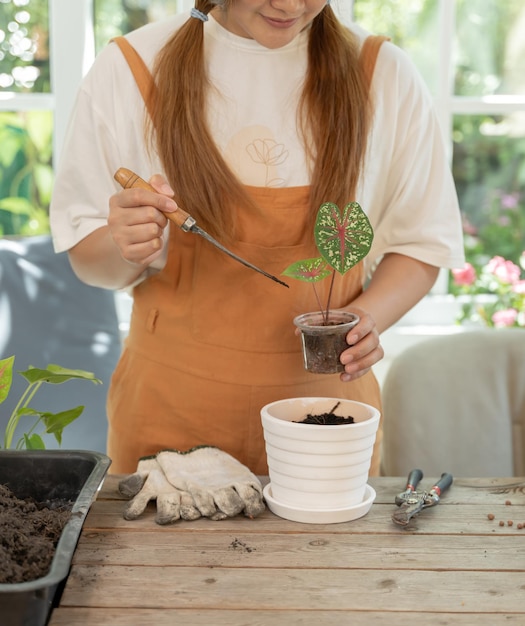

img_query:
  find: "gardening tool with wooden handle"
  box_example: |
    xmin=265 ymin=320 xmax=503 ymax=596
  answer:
xmin=392 ymin=470 xmax=453 ymax=526
xmin=114 ymin=167 xmax=288 ymax=288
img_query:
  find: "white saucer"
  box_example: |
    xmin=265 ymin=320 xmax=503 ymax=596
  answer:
xmin=263 ymin=483 xmax=376 ymax=524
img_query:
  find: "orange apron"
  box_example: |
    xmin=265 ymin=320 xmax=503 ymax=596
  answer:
xmin=107 ymin=35 xmax=387 ymax=476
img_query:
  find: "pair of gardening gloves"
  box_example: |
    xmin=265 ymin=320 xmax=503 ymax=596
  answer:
xmin=118 ymin=446 xmax=266 ymax=524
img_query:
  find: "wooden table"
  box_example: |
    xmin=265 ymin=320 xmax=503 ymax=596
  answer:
xmin=49 ymin=475 xmax=525 ymax=625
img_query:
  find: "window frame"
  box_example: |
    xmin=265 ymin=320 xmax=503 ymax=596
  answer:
xmin=3 ymin=0 xmax=524 ymax=329
xmin=49 ymin=0 xmax=95 ymax=165
xmin=7 ymin=1 xmax=521 ymax=184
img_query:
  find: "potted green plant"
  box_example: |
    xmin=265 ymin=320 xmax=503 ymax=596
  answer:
xmin=0 ymin=355 xmax=111 ymax=626
xmin=282 ymin=201 xmax=374 ymax=373
xmin=0 ymin=355 xmax=103 ymax=450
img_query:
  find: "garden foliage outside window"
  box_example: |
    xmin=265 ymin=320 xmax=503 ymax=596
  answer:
xmin=1 ymin=0 xmax=524 ymax=321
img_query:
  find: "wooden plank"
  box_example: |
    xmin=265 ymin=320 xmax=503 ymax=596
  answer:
xmin=100 ymin=474 xmax=525 ymax=504
xmin=72 ymin=530 xmax=525 ymax=571
xmin=51 ymin=477 xmax=525 ymax=625
xmin=84 ymin=500 xmax=525 ymax=535
xmin=48 ymin=608 xmax=525 ymax=626
xmin=59 ymin=566 xmax=525 ymax=612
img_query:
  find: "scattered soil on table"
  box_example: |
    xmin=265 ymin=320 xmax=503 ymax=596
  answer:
xmin=229 ymin=538 xmax=256 ymax=553
xmin=294 ymin=401 xmax=356 ymax=425
xmin=0 ymin=484 xmax=71 ymax=584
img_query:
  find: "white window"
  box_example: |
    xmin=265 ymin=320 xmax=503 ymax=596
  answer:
xmin=2 ymin=1 xmax=524 ymax=332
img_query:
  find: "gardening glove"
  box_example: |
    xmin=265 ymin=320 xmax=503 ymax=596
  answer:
xmin=118 ymin=456 xmax=201 ymax=524
xmin=156 ymin=446 xmax=266 ymax=520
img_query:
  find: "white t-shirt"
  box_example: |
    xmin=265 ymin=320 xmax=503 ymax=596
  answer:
xmin=50 ymin=11 xmax=465 ymax=282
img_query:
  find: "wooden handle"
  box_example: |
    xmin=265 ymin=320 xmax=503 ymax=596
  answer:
xmin=114 ymin=167 xmax=192 ymax=230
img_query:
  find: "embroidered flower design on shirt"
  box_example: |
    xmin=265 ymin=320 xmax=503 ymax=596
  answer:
xmin=246 ymin=139 xmax=289 ymax=187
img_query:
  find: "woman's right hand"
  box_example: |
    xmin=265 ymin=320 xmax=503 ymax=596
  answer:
xmin=108 ymin=174 xmax=179 ymax=267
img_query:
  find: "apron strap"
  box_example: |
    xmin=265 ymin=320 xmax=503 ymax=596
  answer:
xmin=359 ymin=34 xmax=390 ymax=88
xmin=111 ymin=36 xmax=155 ymax=118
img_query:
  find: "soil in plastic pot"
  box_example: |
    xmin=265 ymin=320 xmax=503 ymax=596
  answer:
xmin=295 ymin=311 xmax=358 ymax=375
xmin=0 ymin=484 xmax=71 ymax=584
xmin=301 ymin=330 xmax=349 ymax=374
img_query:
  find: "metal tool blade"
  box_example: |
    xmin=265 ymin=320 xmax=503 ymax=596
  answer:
xmin=392 ymin=496 xmax=425 ymax=526
xmin=193 ymin=224 xmax=289 ymax=287
xmin=392 ymin=469 xmax=425 ymax=525
xmin=394 ymin=468 xmax=423 ymax=507
xmin=114 ymin=168 xmax=289 ymax=288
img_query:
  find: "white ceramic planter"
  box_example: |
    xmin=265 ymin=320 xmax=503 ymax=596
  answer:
xmin=261 ymin=397 xmax=380 ymax=523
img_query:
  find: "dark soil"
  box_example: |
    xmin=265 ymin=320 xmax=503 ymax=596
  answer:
xmin=0 ymin=484 xmax=71 ymax=584
xmin=302 ymin=331 xmax=348 ymax=374
xmin=294 ymin=402 xmax=356 ymax=425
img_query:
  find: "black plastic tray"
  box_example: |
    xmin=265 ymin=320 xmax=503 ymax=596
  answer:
xmin=0 ymin=450 xmax=111 ymax=626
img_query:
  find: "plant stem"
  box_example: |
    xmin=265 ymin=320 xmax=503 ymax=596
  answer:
xmin=324 ymin=271 xmax=337 ymax=323
xmin=312 ymin=285 xmax=324 ymax=318
xmin=15 ymin=416 xmax=43 ymax=449
xmin=3 ymin=381 xmax=42 ymax=449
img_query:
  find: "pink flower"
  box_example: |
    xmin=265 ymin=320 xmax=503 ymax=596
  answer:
xmin=485 ymin=256 xmax=521 ymax=284
xmin=501 ymin=193 xmax=519 ymax=209
xmin=513 ymin=280 xmax=525 ymax=295
xmin=452 ymin=263 xmax=477 ymax=286
xmin=461 ymin=216 xmax=478 ymax=236
xmin=492 ymin=308 xmax=518 ymax=328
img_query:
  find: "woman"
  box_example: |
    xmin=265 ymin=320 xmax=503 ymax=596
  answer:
xmin=50 ymin=1 xmax=464 ymax=475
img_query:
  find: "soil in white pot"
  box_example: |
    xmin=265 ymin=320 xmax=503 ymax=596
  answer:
xmin=0 ymin=484 xmax=71 ymax=583
xmin=294 ymin=401 xmax=356 ymax=425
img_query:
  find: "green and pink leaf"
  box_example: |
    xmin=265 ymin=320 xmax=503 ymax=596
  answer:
xmin=314 ymin=202 xmax=374 ymax=275
xmin=282 ymin=257 xmax=332 ymax=283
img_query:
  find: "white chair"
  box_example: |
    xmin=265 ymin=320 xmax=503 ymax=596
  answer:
xmin=380 ymin=329 xmax=525 ymax=477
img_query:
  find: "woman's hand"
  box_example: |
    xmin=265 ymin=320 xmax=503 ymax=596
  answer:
xmin=108 ymin=174 xmax=178 ymax=267
xmin=337 ymin=254 xmax=440 ymax=381
xmin=339 ymin=306 xmax=384 ymax=382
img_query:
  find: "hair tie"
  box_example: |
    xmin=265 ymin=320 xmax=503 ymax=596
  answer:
xmin=191 ymin=7 xmax=209 ymax=22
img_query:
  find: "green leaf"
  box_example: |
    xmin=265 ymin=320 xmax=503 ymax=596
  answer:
xmin=43 ymin=407 xmax=85 ymax=438
xmin=0 ymin=197 xmax=35 ymax=217
xmin=0 ymin=118 xmax=25 ymax=168
xmin=19 ymin=364 xmax=102 ymax=385
xmin=26 ymin=111 xmax=53 ymax=157
xmin=21 ymin=405 xmax=45 ymax=414
xmin=24 ymin=434 xmax=46 ymax=450
xmin=2 ymin=356 xmax=100 ymax=451
xmin=0 ymin=356 xmax=14 ymax=405
xmin=314 ymin=202 xmax=374 ymax=275
xmin=34 ymin=163 xmax=55 ymax=206
xmin=282 ymin=257 xmax=332 ymax=283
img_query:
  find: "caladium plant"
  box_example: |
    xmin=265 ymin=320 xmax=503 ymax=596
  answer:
xmin=283 ymin=201 xmax=374 ymax=324
xmin=0 ymin=355 xmax=102 ymax=450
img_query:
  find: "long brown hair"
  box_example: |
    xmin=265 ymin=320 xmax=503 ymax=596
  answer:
xmin=148 ymin=0 xmax=371 ymax=241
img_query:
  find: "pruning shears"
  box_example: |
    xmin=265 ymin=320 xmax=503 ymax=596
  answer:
xmin=392 ymin=469 xmax=453 ymax=526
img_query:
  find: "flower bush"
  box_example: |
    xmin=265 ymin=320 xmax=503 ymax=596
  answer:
xmin=451 ymin=253 xmax=525 ymax=328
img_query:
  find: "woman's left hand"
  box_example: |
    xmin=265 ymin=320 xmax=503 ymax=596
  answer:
xmin=339 ymin=306 xmax=384 ymax=382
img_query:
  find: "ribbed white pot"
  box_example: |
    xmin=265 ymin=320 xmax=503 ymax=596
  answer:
xmin=261 ymin=397 xmax=380 ymax=510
